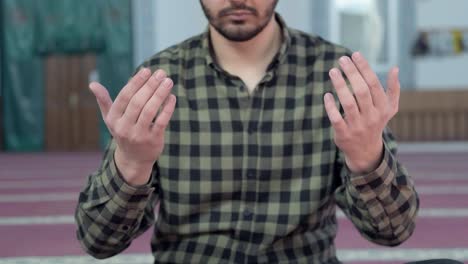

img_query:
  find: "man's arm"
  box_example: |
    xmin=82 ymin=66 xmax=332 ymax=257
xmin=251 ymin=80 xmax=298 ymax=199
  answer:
xmin=75 ymin=67 xmax=176 ymax=258
xmin=334 ymin=129 xmax=419 ymax=246
xmin=324 ymin=52 xmax=419 ymax=245
xmin=75 ymin=140 xmax=159 ymax=258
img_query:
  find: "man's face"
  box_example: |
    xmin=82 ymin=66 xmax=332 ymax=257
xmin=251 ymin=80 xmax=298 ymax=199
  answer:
xmin=200 ymin=0 xmax=279 ymax=42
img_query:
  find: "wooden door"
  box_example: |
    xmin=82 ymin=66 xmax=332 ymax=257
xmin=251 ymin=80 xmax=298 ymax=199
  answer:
xmin=45 ymin=54 xmax=100 ymax=151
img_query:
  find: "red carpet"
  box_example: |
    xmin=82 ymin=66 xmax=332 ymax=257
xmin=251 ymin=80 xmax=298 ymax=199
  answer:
xmin=0 ymin=150 xmax=467 ymax=263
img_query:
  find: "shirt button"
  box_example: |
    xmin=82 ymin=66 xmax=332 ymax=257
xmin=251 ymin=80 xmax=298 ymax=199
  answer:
xmin=238 ymin=243 xmax=246 ymax=251
xmin=248 ymin=125 xmax=257 ymax=134
xmin=243 ymin=208 xmax=253 ymax=219
xmin=247 ymin=171 xmax=255 ymax=179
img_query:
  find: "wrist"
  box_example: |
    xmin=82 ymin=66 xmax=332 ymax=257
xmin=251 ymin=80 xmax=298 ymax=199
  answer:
xmin=345 ymin=139 xmax=384 ymax=174
xmin=114 ymin=149 xmax=154 ymax=187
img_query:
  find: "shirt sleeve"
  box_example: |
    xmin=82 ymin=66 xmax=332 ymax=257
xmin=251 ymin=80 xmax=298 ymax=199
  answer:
xmin=334 ymin=127 xmax=419 ymax=246
xmin=74 ymin=139 xmax=159 ymax=259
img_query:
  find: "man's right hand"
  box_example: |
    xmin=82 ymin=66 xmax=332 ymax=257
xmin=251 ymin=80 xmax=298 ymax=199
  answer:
xmin=89 ymin=68 xmax=176 ymax=186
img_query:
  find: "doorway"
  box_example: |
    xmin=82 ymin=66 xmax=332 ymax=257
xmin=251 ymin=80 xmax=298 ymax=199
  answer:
xmin=44 ymin=54 xmax=99 ymax=151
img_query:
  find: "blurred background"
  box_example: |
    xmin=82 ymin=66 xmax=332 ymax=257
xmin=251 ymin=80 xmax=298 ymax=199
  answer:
xmin=0 ymin=0 xmax=467 ymax=263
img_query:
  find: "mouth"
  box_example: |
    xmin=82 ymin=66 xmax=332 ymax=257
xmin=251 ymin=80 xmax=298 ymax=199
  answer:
xmin=221 ymin=9 xmax=255 ymax=19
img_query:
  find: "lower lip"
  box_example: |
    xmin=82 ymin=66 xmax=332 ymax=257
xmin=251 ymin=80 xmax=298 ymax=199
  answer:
xmin=226 ymin=12 xmax=251 ymax=20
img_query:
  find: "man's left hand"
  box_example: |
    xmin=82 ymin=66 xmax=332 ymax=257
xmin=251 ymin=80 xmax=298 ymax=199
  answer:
xmin=324 ymin=52 xmax=400 ymax=174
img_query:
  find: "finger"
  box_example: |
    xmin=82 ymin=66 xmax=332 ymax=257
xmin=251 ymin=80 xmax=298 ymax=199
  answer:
xmin=152 ymin=94 xmax=177 ymax=135
xmin=386 ymin=67 xmax=400 ymax=115
xmin=338 ymin=56 xmax=374 ymax=114
xmin=351 ymin=52 xmax=386 ymax=108
xmin=123 ymin=70 xmax=167 ymax=124
xmin=329 ymin=68 xmax=360 ymax=121
xmin=108 ymin=68 xmax=152 ymax=121
xmin=89 ymin=82 xmax=112 ymax=119
xmin=137 ymin=77 xmax=174 ymax=129
xmin=324 ymin=93 xmax=348 ymax=134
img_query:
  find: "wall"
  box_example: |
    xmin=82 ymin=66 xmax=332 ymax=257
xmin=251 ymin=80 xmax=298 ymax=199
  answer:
xmin=132 ymin=0 xmax=157 ymax=67
xmin=414 ymin=0 xmax=468 ymax=89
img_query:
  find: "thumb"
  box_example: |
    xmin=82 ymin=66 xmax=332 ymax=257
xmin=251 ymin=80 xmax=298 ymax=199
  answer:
xmin=89 ymin=82 xmax=112 ymax=118
xmin=386 ymin=67 xmax=400 ymax=113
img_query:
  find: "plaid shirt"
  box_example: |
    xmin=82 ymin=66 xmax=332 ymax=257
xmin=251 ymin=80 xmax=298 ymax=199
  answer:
xmin=75 ymin=14 xmax=419 ymax=263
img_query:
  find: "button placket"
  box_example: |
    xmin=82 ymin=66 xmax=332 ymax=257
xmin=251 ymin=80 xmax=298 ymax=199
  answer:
xmin=243 ymin=207 xmax=253 ymax=220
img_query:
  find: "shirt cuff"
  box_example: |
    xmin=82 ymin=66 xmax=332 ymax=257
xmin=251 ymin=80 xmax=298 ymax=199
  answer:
xmin=345 ymin=141 xmax=397 ymax=202
xmin=101 ymin=149 xmax=155 ymax=211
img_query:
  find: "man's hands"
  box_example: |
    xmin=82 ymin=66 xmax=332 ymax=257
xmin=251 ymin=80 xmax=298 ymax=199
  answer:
xmin=90 ymin=68 xmax=176 ymax=186
xmin=324 ymin=52 xmax=400 ymax=174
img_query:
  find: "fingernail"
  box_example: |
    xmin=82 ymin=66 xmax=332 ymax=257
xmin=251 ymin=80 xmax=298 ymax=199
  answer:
xmin=352 ymin=52 xmax=362 ymax=60
xmin=339 ymin=56 xmax=350 ymax=65
xmin=325 ymin=93 xmax=334 ymax=102
xmin=141 ymin=68 xmax=151 ymax=77
xmin=163 ymin=78 xmax=173 ymax=87
xmin=89 ymin=82 xmax=97 ymax=91
xmin=329 ymin=68 xmax=339 ymax=77
xmin=155 ymin=70 xmax=165 ymax=80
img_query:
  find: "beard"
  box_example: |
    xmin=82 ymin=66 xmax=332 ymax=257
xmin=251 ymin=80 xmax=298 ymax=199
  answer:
xmin=200 ymin=0 xmax=278 ymax=42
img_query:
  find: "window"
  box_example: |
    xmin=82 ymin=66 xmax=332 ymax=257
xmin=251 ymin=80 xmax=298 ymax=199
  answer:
xmin=329 ymin=0 xmax=398 ymax=73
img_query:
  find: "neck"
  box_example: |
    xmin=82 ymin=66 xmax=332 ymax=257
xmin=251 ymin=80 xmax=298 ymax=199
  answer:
xmin=210 ymin=15 xmax=282 ymax=73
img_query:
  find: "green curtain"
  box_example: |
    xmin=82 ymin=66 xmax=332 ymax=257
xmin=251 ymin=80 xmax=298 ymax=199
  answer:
xmin=3 ymin=0 xmax=44 ymax=151
xmin=98 ymin=0 xmax=133 ymax=149
xmin=35 ymin=0 xmax=105 ymax=55
xmin=1 ymin=0 xmax=133 ymax=151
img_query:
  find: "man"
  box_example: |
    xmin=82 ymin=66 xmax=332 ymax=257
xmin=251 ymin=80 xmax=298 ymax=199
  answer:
xmin=75 ymin=1 xmax=459 ymax=263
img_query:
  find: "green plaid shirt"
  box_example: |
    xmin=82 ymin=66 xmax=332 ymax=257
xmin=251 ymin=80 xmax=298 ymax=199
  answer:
xmin=75 ymin=14 xmax=419 ymax=263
